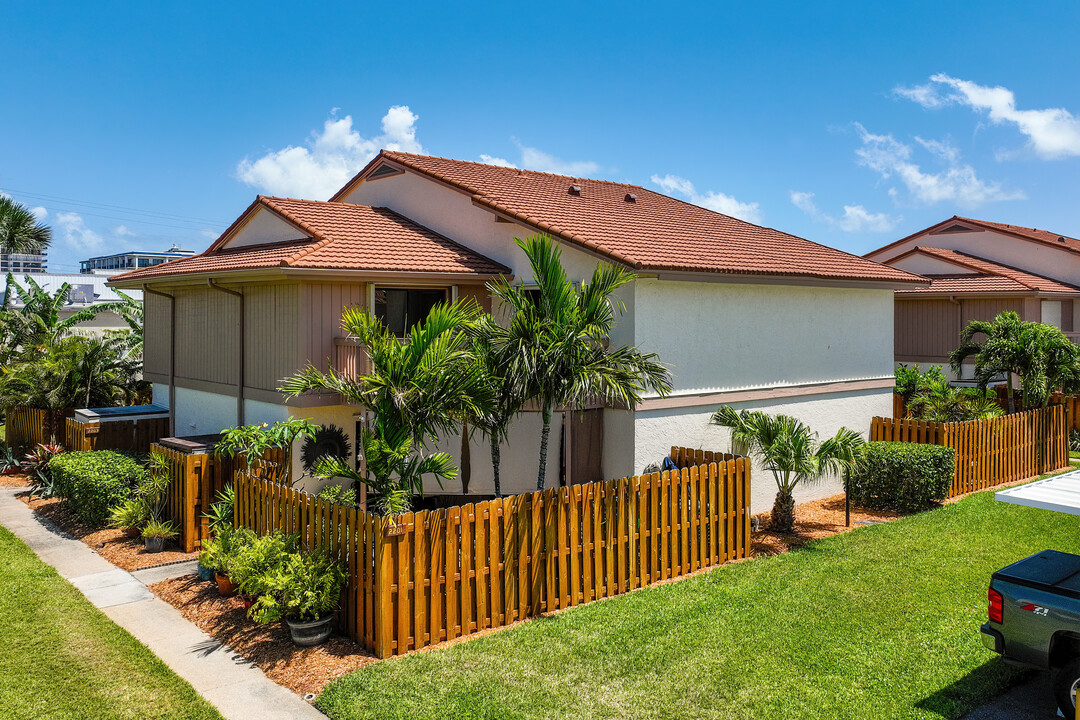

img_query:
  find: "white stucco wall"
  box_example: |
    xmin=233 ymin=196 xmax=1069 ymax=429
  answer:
xmin=287 ymin=404 xmax=360 ymax=493
xmin=634 ymin=279 xmax=895 ymax=393
xmin=890 ymin=253 xmax=978 ymax=276
xmin=634 ymin=387 xmax=892 ymax=513
xmin=224 ymin=207 xmax=307 ymax=248
xmin=173 ymin=387 xmax=239 ymax=436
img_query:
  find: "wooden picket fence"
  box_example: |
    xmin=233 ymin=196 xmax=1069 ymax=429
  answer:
xmin=65 ymin=416 xmax=169 ymax=453
xmin=869 ymin=405 xmax=1069 ymax=497
xmin=1051 ymin=393 xmax=1080 ymax=432
xmin=3 ymin=406 xmax=73 ymax=449
xmin=232 ymin=445 xmax=751 ymax=659
xmin=153 ymin=442 xmax=286 ymax=552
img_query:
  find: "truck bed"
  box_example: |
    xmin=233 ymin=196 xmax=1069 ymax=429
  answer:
xmin=993 ymin=550 xmax=1080 ymax=601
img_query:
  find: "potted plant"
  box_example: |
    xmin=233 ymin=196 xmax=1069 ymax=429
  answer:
xmin=197 ymin=486 xmax=236 ymax=581
xmin=108 ymin=499 xmax=150 ymax=538
xmin=206 ymin=526 xmax=255 ymax=597
xmin=250 ymin=549 xmax=345 ymax=646
xmin=141 ymin=519 xmax=177 ymax=553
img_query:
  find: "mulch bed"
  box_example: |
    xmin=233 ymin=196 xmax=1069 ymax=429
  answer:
xmin=751 ymin=494 xmax=900 ymax=556
xmin=151 ymin=575 xmax=376 ymax=696
xmin=0 ymin=471 xmax=32 ymax=488
xmin=8 ymin=474 xmax=196 ymax=571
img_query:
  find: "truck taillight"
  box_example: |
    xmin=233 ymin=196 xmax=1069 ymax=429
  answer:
xmin=988 ymin=588 xmax=1003 ymax=624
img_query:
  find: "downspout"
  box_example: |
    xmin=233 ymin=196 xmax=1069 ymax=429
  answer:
xmin=208 ymin=279 xmax=245 ymax=426
xmin=143 ymin=285 xmax=176 ymax=437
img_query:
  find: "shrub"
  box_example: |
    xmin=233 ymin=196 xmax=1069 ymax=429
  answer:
xmin=49 ymin=450 xmax=145 ymax=526
xmin=317 ymin=483 xmax=357 ymax=506
xmin=228 ymin=530 xmax=298 ymax=596
xmin=109 ymin=498 xmax=150 ymax=531
xmin=1071 ymin=429 xmax=1080 ymax=454
xmin=142 ymin=518 xmax=178 ymax=540
xmin=847 ymin=442 xmax=955 ymax=513
xmin=249 ymin=549 xmax=345 ymax=624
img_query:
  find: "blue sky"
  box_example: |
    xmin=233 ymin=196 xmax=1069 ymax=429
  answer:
xmin=2 ymin=1 xmax=1079 ymax=272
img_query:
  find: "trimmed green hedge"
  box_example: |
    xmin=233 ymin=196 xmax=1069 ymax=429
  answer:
xmin=847 ymin=442 xmax=955 ymax=513
xmin=49 ymin=451 xmax=146 ymax=526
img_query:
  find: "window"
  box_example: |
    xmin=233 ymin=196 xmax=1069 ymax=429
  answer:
xmin=374 ymin=288 xmax=447 ymax=336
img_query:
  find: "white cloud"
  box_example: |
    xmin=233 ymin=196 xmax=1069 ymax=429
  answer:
xmin=650 ymin=173 xmax=763 ymax=224
xmin=853 ymin=123 xmax=1023 ymax=207
xmin=236 ymin=106 xmax=424 ymax=199
xmin=200 ymin=228 xmax=220 ymax=240
xmin=30 ymin=206 xmax=47 ymax=221
xmin=790 ymin=191 xmax=899 ymax=233
xmin=55 ymin=212 xmax=105 ymax=252
xmin=895 ymin=74 xmax=1080 ymax=160
xmin=479 ymin=154 xmax=517 ymax=168
xmin=113 ymin=225 xmax=135 ymax=237
xmin=517 ymin=144 xmax=600 ymax=176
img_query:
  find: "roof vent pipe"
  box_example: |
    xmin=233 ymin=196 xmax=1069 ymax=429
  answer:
xmin=568 ymin=185 xmax=582 ymax=196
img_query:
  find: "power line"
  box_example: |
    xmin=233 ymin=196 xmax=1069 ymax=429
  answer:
xmin=3 ymin=187 xmax=233 ymax=227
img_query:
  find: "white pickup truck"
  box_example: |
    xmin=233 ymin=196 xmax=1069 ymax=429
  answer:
xmin=982 ymin=549 xmax=1080 ymax=715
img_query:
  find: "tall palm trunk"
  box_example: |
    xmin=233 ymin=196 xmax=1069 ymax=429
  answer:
xmin=1007 ymin=374 xmax=1016 ymax=413
xmin=490 ymin=435 xmax=502 ymax=498
xmin=460 ymin=420 xmax=471 ymax=494
xmin=537 ymin=405 xmax=553 ymax=490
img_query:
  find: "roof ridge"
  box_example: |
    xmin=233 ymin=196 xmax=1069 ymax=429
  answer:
xmin=382 ymin=150 xmax=646 ymax=189
xmin=953 ymin=215 xmax=1080 ymax=242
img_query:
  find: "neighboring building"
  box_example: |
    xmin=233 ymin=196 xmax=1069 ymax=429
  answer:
xmin=80 ymin=244 xmax=194 ymax=275
xmin=1 ymin=272 xmax=141 ymax=333
xmin=110 ymin=151 xmax=923 ymax=512
xmin=1 ymin=250 xmax=47 ymax=273
xmin=865 ymin=216 xmax=1080 ymax=379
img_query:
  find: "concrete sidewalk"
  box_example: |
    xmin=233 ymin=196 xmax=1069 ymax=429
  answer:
xmin=0 ymin=487 xmax=324 ymax=720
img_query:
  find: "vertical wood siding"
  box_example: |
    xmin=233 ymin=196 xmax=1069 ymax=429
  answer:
xmin=244 ymin=283 xmax=301 ymax=391
xmin=174 ymin=286 xmax=239 ymax=385
xmin=894 ymin=299 xmax=960 ymax=359
xmin=143 ymin=291 xmax=171 ymax=378
xmin=301 ymin=282 xmax=367 ymax=371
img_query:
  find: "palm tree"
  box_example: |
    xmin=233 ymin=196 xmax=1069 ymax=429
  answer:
xmin=3 ymin=273 xmax=123 ymax=354
xmin=711 ymin=406 xmax=863 ymax=533
xmin=951 ymin=311 xmax=1080 ymax=411
xmin=0 ymin=196 xmax=50 ymax=255
xmin=465 ymin=313 xmax=525 ymax=498
xmin=489 ymin=234 xmax=672 ymax=490
xmin=280 ymin=300 xmax=488 ymax=514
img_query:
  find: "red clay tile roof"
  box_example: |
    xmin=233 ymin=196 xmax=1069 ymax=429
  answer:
xmin=336 ymin=151 xmax=924 ymax=285
xmin=896 ymin=247 xmax=1080 ymax=295
xmin=111 ymin=197 xmax=510 ymax=282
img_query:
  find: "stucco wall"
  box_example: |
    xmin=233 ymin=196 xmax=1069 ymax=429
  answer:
xmin=634 ymin=279 xmax=895 ymax=393
xmin=173 ymin=387 xmax=239 ymax=436
xmin=633 ymin=387 xmax=892 ymax=513
xmin=225 ymin=207 xmax=307 ymax=248
xmin=342 ymin=170 xmax=606 ymax=283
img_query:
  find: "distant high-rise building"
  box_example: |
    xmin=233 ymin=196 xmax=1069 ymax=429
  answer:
xmin=79 ymin=244 xmax=194 ymax=275
xmin=0 ymin=249 xmax=47 ymax=273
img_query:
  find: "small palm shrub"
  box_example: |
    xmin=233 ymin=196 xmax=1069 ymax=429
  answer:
xmin=847 ymin=442 xmax=955 ymax=512
xmin=49 ymin=450 xmax=145 ymax=525
xmin=141 ymin=518 xmax=178 ymax=540
xmin=204 ymin=484 xmax=235 ymax=536
xmin=109 ymin=499 xmax=150 ymax=531
xmin=1070 ymin=429 xmax=1080 ymax=454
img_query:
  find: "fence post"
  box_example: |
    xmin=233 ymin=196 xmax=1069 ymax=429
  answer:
xmin=374 ymin=519 xmax=395 ymax=658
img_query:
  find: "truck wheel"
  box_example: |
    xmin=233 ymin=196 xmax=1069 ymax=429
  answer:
xmin=1053 ymin=659 xmax=1080 ymax=716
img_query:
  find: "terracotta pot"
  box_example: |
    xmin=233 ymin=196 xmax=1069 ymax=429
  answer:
xmin=240 ymin=594 xmax=256 ymax=610
xmin=125 ymin=526 xmax=141 ymax=538
xmin=215 ymin=572 xmax=236 ymax=597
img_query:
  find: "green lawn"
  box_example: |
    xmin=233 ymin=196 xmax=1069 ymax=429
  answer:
xmin=319 ymin=486 xmax=1080 ymax=720
xmin=0 ymin=525 xmax=222 ymax=720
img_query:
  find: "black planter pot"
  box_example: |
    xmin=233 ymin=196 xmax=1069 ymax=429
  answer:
xmin=286 ymin=614 xmax=334 ymax=647
xmin=144 ymin=536 xmax=166 ymax=553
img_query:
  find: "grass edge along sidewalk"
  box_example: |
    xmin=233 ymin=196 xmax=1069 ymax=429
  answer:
xmin=318 ymin=482 xmax=1080 ymax=720
xmin=0 ymin=523 xmax=222 ymax=720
